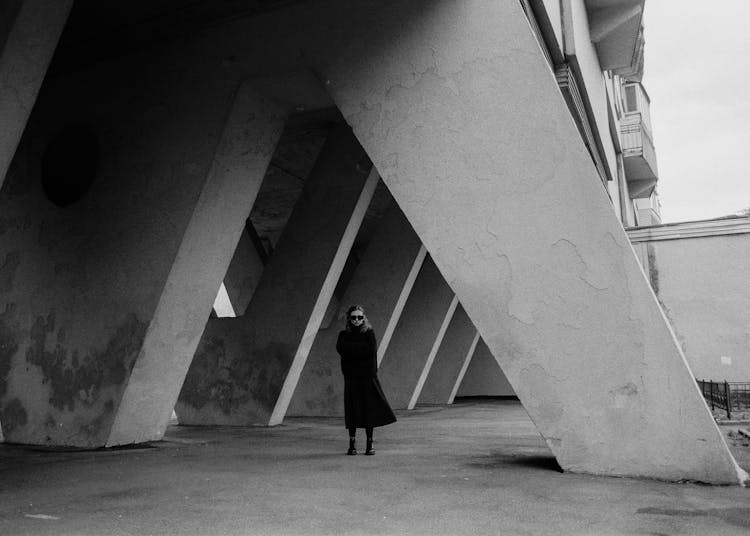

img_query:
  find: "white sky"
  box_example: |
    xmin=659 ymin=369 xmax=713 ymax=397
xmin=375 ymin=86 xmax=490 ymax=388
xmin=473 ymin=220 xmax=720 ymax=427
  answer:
xmin=642 ymin=1 xmax=750 ymax=222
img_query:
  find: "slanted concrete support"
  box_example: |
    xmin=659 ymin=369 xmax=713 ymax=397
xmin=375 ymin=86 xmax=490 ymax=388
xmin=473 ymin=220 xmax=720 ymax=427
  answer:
xmin=221 ymin=222 xmax=266 ymax=315
xmin=0 ymin=44 xmax=283 ymax=447
xmin=287 ymin=205 xmax=426 ymax=416
xmin=0 ymin=0 xmax=72 ymax=189
xmin=307 ymin=0 xmax=745 ymax=482
xmin=448 ymin=332 xmax=480 ymax=405
xmin=418 ymin=304 xmax=477 ymax=405
xmin=107 ymin=84 xmax=285 ymax=446
xmin=456 ymin=339 xmax=515 ymax=399
xmin=176 ymin=125 xmax=378 ymax=426
xmin=378 ymin=257 xmax=456 ymax=410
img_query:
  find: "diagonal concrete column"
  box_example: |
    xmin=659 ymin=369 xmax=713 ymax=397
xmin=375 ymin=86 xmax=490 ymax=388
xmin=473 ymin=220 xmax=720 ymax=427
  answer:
xmin=378 ymin=256 xmax=457 ymax=410
xmin=456 ymin=338 xmax=515 ymax=399
xmin=287 ymin=204 xmax=426 ymax=417
xmin=305 ymin=0 xmax=745 ymax=482
xmin=418 ymin=304 xmax=478 ymax=406
xmin=176 ymin=125 xmax=378 ymax=426
xmin=221 ymin=221 xmax=266 ymax=316
xmin=448 ymin=331 xmax=480 ymax=405
xmin=106 ymin=84 xmax=285 ymax=446
xmin=0 ymin=56 xmax=283 ymax=447
xmin=0 ymin=0 xmax=73 ymax=189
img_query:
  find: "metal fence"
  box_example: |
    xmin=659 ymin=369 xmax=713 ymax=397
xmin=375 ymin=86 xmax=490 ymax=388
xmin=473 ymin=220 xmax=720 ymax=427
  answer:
xmin=697 ymin=379 xmax=750 ymax=420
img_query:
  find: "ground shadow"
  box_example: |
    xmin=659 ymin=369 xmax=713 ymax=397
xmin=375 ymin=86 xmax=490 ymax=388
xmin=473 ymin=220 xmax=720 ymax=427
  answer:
xmin=466 ymin=453 xmax=563 ymax=473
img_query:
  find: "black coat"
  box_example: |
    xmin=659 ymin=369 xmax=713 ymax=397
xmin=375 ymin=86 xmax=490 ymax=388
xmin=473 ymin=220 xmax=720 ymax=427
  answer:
xmin=336 ymin=329 xmax=378 ymax=379
xmin=336 ymin=329 xmax=396 ymax=429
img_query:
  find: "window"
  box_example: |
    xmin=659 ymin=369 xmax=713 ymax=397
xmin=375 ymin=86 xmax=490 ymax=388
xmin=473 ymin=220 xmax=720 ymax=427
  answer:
xmin=624 ymin=85 xmax=638 ymax=113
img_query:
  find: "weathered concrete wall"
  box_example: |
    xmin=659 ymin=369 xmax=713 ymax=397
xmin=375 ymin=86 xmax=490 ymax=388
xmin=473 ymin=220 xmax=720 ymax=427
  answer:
xmin=305 ymin=0 xmax=744 ymax=482
xmin=378 ymin=257 xmax=456 ymax=410
xmin=287 ymin=204 xmax=425 ymax=417
xmin=176 ymin=125 xmax=377 ymax=425
xmin=457 ymin=339 xmax=516 ymax=398
xmin=0 ymin=0 xmax=72 ymax=190
xmin=418 ymin=304 xmax=477 ymax=405
xmin=0 ymin=39 xmax=278 ymax=446
xmin=629 ymin=220 xmax=750 ymax=382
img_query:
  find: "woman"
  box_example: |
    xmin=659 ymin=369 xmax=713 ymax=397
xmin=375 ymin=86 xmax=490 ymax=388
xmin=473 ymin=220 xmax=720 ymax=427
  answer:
xmin=336 ymin=305 xmax=397 ymax=455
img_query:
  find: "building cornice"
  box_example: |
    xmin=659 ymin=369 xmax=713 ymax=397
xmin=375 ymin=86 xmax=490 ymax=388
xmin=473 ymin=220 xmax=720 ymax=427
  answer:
xmin=627 ymin=217 xmax=750 ymax=243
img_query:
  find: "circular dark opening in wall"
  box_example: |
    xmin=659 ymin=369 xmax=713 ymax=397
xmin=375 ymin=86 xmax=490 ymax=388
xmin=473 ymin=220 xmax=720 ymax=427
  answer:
xmin=41 ymin=125 xmax=99 ymax=207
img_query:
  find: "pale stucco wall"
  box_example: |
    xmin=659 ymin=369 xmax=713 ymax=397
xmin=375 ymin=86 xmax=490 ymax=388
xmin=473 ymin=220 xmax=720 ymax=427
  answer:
xmin=630 ymin=225 xmax=750 ymax=382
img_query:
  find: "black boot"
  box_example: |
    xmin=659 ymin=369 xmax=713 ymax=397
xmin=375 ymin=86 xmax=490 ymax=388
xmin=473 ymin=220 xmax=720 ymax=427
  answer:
xmin=365 ymin=438 xmax=375 ymax=456
xmin=347 ymin=437 xmax=357 ymax=455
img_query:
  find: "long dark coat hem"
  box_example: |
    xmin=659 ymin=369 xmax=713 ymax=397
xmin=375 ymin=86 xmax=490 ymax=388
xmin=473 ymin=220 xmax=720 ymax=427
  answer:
xmin=344 ymin=376 xmax=397 ymax=429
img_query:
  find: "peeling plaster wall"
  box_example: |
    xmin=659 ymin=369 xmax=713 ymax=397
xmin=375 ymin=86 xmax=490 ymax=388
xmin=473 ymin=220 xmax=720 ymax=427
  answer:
xmin=631 ymin=232 xmax=750 ymax=382
xmin=0 ymin=39 xmax=238 ymax=446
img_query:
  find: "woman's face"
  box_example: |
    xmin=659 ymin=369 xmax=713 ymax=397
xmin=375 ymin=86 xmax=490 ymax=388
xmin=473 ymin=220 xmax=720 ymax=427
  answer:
xmin=349 ymin=310 xmax=365 ymax=327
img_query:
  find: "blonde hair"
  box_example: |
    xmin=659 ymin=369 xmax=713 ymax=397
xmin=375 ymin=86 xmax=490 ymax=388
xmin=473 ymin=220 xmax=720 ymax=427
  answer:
xmin=345 ymin=304 xmax=372 ymax=332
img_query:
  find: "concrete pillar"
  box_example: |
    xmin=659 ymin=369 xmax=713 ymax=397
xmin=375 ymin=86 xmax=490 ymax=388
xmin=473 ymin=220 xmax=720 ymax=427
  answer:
xmin=107 ymin=84 xmax=285 ymax=446
xmin=418 ymin=304 xmax=478 ymax=405
xmin=221 ymin=221 xmax=266 ymax=315
xmin=176 ymin=125 xmax=378 ymax=426
xmin=287 ymin=204 xmax=426 ymax=416
xmin=456 ymin=339 xmax=516 ymax=399
xmin=0 ymin=47 xmax=283 ymax=447
xmin=378 ymin=257 xmax=457 ymax=410
xmin=305 ymin=0 xmax=745 ymax=482
xmin=0 ymin=0 xmax=72 ymax=189
xmin=448 ymin=332 xmax=480 ymax=405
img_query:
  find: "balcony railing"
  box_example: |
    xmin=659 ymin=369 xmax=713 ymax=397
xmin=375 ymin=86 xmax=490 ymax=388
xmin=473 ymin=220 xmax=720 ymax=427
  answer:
xmin=698 ymin=379 xmax=750 ymax=420
xmin=620 ymin=83 xmax=658 ymax=198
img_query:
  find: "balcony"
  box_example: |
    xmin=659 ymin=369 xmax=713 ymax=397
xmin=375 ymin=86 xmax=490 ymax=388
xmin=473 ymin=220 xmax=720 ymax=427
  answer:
xmin=585 ymin=0 xmax=645 ymax=81
xmin=634 ymin=192 xmax=662 ymax=226
xmin=620 ymin=82 xmax=658 ymax=198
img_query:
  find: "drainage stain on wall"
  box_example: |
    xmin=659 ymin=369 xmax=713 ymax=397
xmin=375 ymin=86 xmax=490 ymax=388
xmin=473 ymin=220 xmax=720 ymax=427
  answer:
xmin=25 ymin=312 xmax=146 ymax=410
xmin=0 ymin=304 xmax=20 ymax=401
xmin=646 ymin=243 xmax=659 ymax=295
xmin=0 ymin=311 xmax=148 ymax=442
xmin=0 ymin=251 xmax=20 ymax=294
xmin=1 ymin=398 xmax=27 ymax=434
xmin=180 ymin=330 xmax=294 ymax=418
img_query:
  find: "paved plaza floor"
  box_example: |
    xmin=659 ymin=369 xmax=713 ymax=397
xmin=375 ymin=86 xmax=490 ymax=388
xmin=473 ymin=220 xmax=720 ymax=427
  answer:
xmin=1 ymin=400 xmax=749 ymax=535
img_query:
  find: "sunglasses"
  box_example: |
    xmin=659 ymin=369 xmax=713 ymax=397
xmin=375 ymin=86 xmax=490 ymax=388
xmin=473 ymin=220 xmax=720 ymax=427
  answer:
xmin=350 ymin=315 xmax=364 ymax=321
